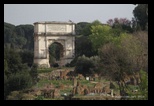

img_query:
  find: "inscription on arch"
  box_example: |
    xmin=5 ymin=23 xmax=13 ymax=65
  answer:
xmin=47 ymin=24 xmax=66 ymax=32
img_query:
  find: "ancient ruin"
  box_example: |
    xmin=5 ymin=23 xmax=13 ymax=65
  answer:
xmin=33 ymin=21 xmax=75 ymax=67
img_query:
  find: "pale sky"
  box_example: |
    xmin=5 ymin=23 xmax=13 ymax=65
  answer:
xmin=4 ymin=4 xmax=136 ymax=26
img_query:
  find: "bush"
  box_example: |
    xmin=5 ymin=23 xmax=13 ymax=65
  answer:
xmin=7 ymin=71 xmax=32 ymax=94
xmin=53 ymin=63 xmax=59 ymax=67
xmin=69 ymin=56 xmax=78 ymax=67
xmin=19 ymin=50 xmax=34 ymax=67
xmin=35 ymin=95 xmax=44 ymax=100
xmin=30 ymin=64 xmax=38 ymax=84
xmin=65 ymin=63 xmax=71 ymax=67
xmin=126 ymin=70 xmax=148 ymax=100
xmin=75 ymin=55 xmax=100 ymax=76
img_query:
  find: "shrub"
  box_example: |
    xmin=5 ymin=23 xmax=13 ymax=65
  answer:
xmin=75 ymin=55 xmax=100 ymax=76
xmin=30 ymin=64 xmax=38 ymax=84
xmin=7 ymin=71 xmax=32 ymax=94
xmin=53 ymin=63 xmax=59 ymax=67
xmin=126 ymin=70 xmax=148 ymax=100
xmin=65 ymin=63 xmax=71 ymax=67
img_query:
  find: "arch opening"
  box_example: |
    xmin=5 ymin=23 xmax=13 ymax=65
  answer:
xmin=48 ymin=42 xmax=64 ymax=67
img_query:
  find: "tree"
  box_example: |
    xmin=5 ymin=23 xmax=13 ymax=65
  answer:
xmin=75 ymin=20 xmax=103 ymax=36
xmin=89 ymin=21 xmax=112 ymax=51
xmin=4 ymin=22 xmax=15 ymax=44
xmin=19 ymin=50 xmax=34 ymax=67
xmin=4 ymin=47 xmax=33 ymax=99
xmin=98 ymin=31 xmax=148 ymax=95
xmin=107 ymin=18 xmax=133 ymax=33
xmin=99 ymin=32 xmax=148 ymax=78
xmin=133 ymin=4 xmax=148 ymax=30
xmin=4 ymin=22 xmax=35 ymax=99
xmin=75 ymin=36 xmax=97 ymax=57
xmin=6 ymin=49 xmax=23 ymax=74
xmin=15 ymin=25 xmax=34 ymax=50
xmin=4 ymin=22 xmax=34 ymax=51
xmin=16 ymin=36 xmax=27 ymax=49
xmin=75 ymin=22 xmax=90 ymax=36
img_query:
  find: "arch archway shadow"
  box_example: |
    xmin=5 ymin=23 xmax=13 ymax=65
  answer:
xmin=49 ymin=42 xmax=64 ymax=67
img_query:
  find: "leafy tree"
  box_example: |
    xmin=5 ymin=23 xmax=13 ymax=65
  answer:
xmin=4 ymin=47 xmax=33 ymax=99
xmin=75 ymin=36 xmax=97 ymax=57
xmin=98 ymin=42 xmax=125 ymax=80
xmin=75 ymin=20 xmax=103 ymax=36
xmin=99 ymin=32 xmax=148 ymax=79
xmin=107 ymin=18 xmax=133 ymax=33
xmin=121 ymin=32 xmax=148 ymax=72
xmin=73 ymin=20 xmax=104 ymax=66
xmin=98 ymin=31 xmax=148 ymax=96
xmin=4 ymin=22 xmax=34 ymax=51
xmin=89 ymin=22 xmax=112 ymax=51
xmin=4 ymin=22 xmax=35 ymax=100
xmin=4 ymin=22 xmax=16 ymax=45
xmin=75 ymin=22 xmax=90 ymax=35
xmin=16 ymin=36 xmax=27 ymax=49
xmin=133 ymin=4 xmax=148 ymax=30
xmin=15 ymin=25 xmax=34 ymax=50
xmin=19 ymin=50 xmax=34 ymax=67
xmin=81 ymin=23 xmax=91 ymax=36
xmin=6 ymin=49 xmax=23 ymax=74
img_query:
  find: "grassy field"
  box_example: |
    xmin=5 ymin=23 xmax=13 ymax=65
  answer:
xmin=37 ymin=67 xmax=75 ymax=73
xmin=38 ymin=68 xmax=54 ymax=73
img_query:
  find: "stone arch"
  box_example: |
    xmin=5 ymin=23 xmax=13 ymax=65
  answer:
xmin=33 ymin=21 xmax=75 ymax=68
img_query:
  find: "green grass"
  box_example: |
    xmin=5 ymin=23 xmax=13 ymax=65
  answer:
xmin=33 ymin=79 xmax=73 ymax=98
xmin=33 ymin=79 xmax=73 ymax=88
xmin=37 ymin=67 xmax=75 ymax=73
xmin=60 ymin=87 xmax=73 ymax=95
xmin=38 ymin=68 xmax=54 ymax=73
xmin=78 ymin=80 xmax=95 ymax=87
xmin=52 ymin=80 xmax=72 ymax=85
xmin=33 ymin=79 xmax=52 ymax=88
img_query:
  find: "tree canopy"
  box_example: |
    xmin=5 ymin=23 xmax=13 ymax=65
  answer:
xmin=133 ymin=4 xmax=148 ymax=30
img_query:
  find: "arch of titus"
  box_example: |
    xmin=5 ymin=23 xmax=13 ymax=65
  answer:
xmin=33 ymin=21 xmax=75 ymax=68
